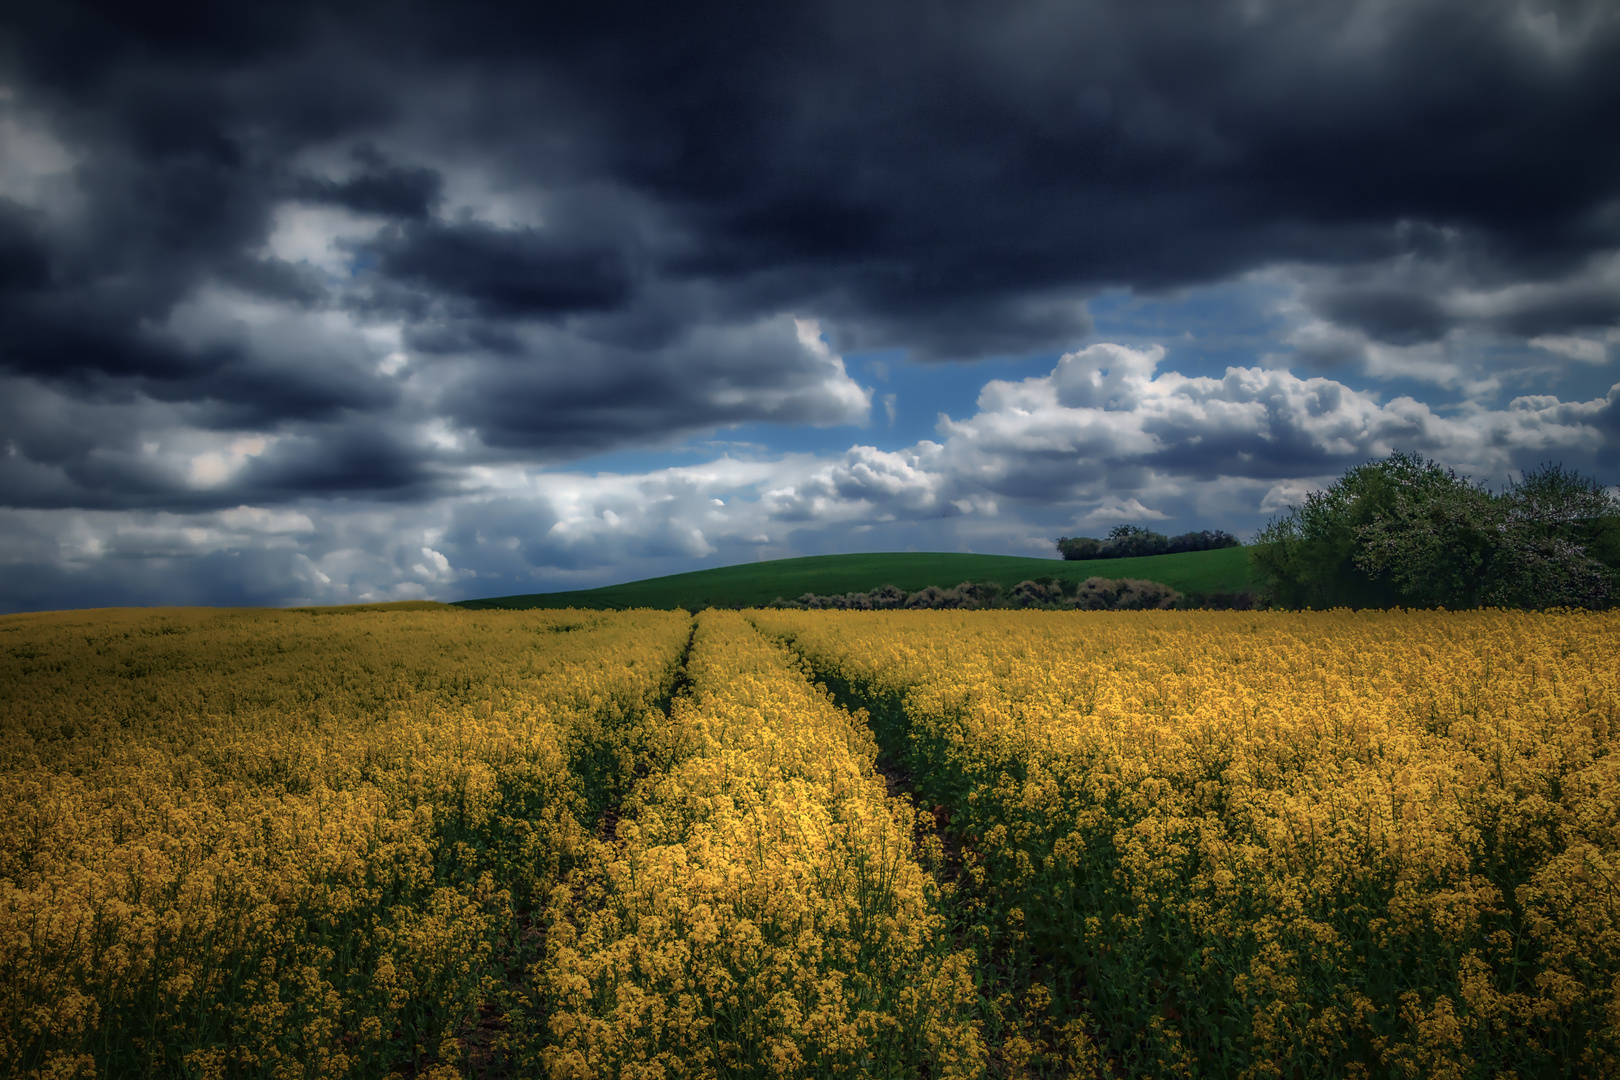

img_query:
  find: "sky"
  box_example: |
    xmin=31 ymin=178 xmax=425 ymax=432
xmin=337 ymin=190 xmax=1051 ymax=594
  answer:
xmin=1 ymin=0 xmax=1618 ymax=611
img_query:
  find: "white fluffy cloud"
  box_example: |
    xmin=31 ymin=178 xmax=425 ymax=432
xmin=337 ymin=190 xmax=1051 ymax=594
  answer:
xmin=940 ymin=343 xmax=1615 ymax=492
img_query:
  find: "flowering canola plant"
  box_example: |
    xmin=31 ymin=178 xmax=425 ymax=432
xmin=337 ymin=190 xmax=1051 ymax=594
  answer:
xmin=0 ymin=605 xmax=691 ymax=1079
xmin=753 ymin=607 xmax=1620 ymax=1079
xmin=531 ymin=610 xmax=984 ymax=1079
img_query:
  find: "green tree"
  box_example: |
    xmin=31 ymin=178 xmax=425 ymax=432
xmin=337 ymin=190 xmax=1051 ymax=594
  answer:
xmin=1253 ymin=452 xmax=1620 ymax=610
xmin=1487 ymin=463 xmax=1619 ymax=608
xmin=1250 ymin=454 xmax=1420 ymax=609
xmin=1351 ymin=456 xmax=1500 ymax=608
xmin=1055 ymin=535 xmax=1103 ymax=560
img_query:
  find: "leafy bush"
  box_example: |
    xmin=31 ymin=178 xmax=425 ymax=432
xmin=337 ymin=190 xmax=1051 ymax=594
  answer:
xmin=1165 ymin=529 xmax=1242 ymax=555
xmin=1070 ymin=576 xmax=1181 ymax=610
xmin=773 ymin=583 xmax=909 ymax=610
xmin=1253 ymin=452 xmax=1620 ymax=609
xmin=1010 ymin=578 xmax=1067 ymax=606
xmin=773 ymin=581 xmax=1004 ymax=610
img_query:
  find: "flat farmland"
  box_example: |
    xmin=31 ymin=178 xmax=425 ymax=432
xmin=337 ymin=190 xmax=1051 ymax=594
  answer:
xmin=3 ymin=606 xmax=1617 ymax=1079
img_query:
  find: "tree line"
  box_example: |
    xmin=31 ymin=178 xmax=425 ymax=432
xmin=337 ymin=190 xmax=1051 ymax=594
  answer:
xmin=1056 ymin=525 xmax=1241 ymax=561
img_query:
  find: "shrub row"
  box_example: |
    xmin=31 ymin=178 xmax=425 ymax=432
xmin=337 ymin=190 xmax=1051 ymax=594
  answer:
xmin=769 ymin=577 xmax=1184 ymax=611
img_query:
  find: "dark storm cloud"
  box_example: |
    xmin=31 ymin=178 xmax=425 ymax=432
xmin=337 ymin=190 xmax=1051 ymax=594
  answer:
xmin=0 ymin=373 xmax=437 ymax=511
xmin=515 ymin=0 xmax=1620 ymax=354
xmin=1293 ymin=235 xmax=1620 ymax=352
xmin=236 ymin=423 xmax=441 ymax=501
xmin=372 ymin=220 xmax=634 ymax=318
xmin=8 ymin=0 xmax=1618 ymax=352
xmin=439 ymin=314 xmax=870 ymax=454
xmin=299 ymin=150 xmax=443 ymax=221
xmin=1496 ymin=282 xmax=1620 ymax=340
xmin=1 ymin=0 xmax=1618 ymax=531
xmin=0 ymin=200 xmax=50 ymax=292
xmin=1310 ymin=288 xmax=1454 ymax=347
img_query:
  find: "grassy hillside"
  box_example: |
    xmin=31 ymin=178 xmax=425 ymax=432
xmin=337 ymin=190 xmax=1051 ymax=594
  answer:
xmin=455 ymin=546 xmax=1251 ymax=611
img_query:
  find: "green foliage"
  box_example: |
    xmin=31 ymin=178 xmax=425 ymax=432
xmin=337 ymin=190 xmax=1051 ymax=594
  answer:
xmin=1344 ymin=453 xmax=1500 ymax=608
xmin=1252 ymin=453 xmax=1620 ymax=609
xmin=1057 ymin=525 xmax=1240 ymax=561
xmin=1055 ymin=535 xmax=1104 ymax=559
xmin=1489 ymin=463 xmax=1620 ymax=608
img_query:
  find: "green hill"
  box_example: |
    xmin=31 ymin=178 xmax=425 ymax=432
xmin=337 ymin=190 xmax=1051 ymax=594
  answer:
xmin=454 ymin=547 xmax=1252 ymax=611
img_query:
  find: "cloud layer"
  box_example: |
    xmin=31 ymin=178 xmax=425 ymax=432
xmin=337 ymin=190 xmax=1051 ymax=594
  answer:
xmin=5 ymin=343 xmax=1612 ymax=610
xmin=1 ymin=0 xmax=1618 ymax=609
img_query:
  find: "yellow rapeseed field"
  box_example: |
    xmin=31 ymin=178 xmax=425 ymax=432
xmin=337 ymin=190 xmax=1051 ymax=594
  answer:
xmin=753 ymin=608 xmax=1620 ymax=1078
xmin=6 ymin=604 xmax=1618 ymax=1078
xmin=1 ymin=605 xmax=690 ymax=1079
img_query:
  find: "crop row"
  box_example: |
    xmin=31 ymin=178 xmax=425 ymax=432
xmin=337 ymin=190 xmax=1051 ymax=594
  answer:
xmin=524 ymin=610 xmax=982 ymax=1077
xmin=753 ymin=607 xmax=1620 ymax=1078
